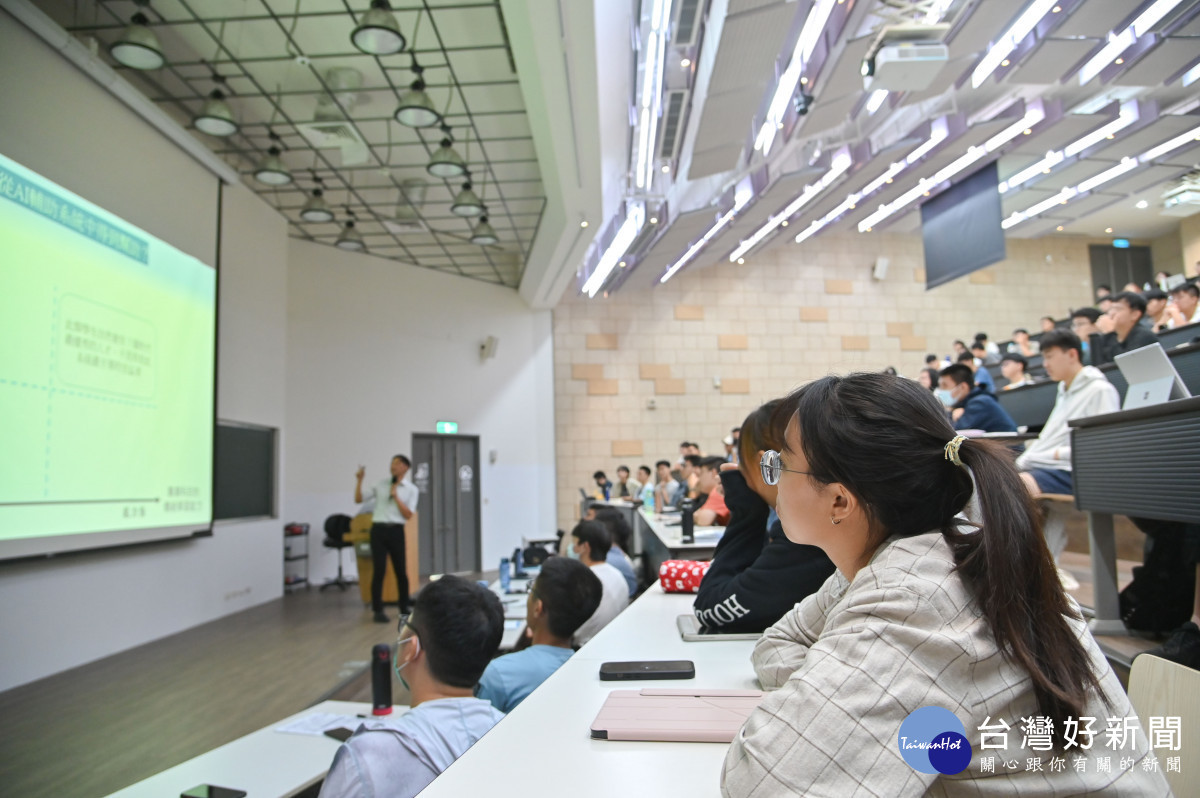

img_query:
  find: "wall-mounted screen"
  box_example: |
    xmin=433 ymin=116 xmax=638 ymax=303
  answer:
xmin=0 ymin=151 xmax=216 ymax=559
xmin=921 ymin=161 xmax=1006 ymax=290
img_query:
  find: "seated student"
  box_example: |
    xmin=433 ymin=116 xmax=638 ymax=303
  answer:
xmin=320 ymin=576 xmax=505 ymax=798
xmin=591 ymin=506 xmax=639 ymax=597
xmin=1069 ymin=307 xmax=1102 ymax=365
xmin=1088 ymin=291 xmax=1158 ymax=367
xmin=569 ymin=521 xmax=630 ymax=645
xmin=476 ymin=558 xmax=602 ymax=712
xmin=1016 ymin=330 xmax=1119 ymax=500
xmin=613 ymin=465 xmax=641 ymax=499
xmin=1038 ymin=315 xmax=1056 ymax=333
xmin=1006 ymin=327 xmax=1039 ymax=356
xmin=955 ymin=350 xmax=995 ymax=393
xmin=693 ymin=400 xmax=835 ymax=633
xmin=634 ymin=464 xmax=655 ymax=505
xmin=721 ymin=373 xmax=1166 ymax=796
xmin=973 ymin=332 xmax=1000 ymax=364
xmin=591 ymin=470 xmax=611 ymax=501
xmin=1143 ymin=288 xmax=1169 ymax=332
xmin=693 ymin=456 xmax=732 ymax=526
xmin=652 ymin=459 xmax=680 ymax=512
xmin=936 ymin=363 xmax=1016 ymax=432
xmin=1166 ymin=282 xmax=1200 ymax=328
xmin=670 ymin=454 xmax=703 ymax=508
xmin=999 ymin=352 xmax=1034 ymax=390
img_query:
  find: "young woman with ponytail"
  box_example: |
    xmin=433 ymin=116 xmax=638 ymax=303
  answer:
xmin=721 ymin=373 xmax=1166 ymax=796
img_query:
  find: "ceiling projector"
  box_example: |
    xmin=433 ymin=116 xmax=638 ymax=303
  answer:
xmin=863 ymin=42 xmax=949 ymax=92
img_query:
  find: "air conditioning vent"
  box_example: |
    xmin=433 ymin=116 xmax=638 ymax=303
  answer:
xmin=658 ymin=90 xmax=689 ymax=160
xmin=675 ymin=0 xmax=703 ymax=46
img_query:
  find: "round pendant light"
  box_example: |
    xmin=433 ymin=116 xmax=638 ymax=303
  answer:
xmin=336 ymin=220 xmax=366 ymax=251
xmin=451 ymin=182 xmax=485 ymax=217
xmin=351 ymin=1 xmax=406 ymax=56
xmin=254 ymin=146 xmax=292 ymax=186
xmin=300 ymin=189 xmax=335 ymax=223
xmin=110 ymin=12 xmax=164 ymax=71
xmin=194 ymin=89 xmax=238 ymax=137
xmin=427 ymin=138 xmax=467 ymax=179
xmin=394 ymin=80 xmax=441 ymax=128
xmin=470 ymin=215 xmax=499 ymax=246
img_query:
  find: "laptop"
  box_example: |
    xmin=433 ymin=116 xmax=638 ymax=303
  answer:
xmin=676 ymin=614 xmax=761 ymax=642
xmin=590 ymin=688 xmax=763 ymax=742
xmin=1114 ymin=343 xmax=1191 ymax=410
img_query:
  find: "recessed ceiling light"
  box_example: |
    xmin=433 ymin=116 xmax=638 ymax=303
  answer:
xmin=737 ymin=258 xmax=745 ymax=264
xmin=681 ymin=58 xmax=691 ymax=67
xmin=1115 ymin=58 xmax=1124 ymax=65
xmin=781 ymin=220 xmax=789 ymax=227
xmin=1105 ymin=227 xmax=1113 ymax=233
xmin=649 ymin=216 xmax=659 ymax=224
xmin=1136 ymin=200 xmax=1149 ymax=209
xmin=800 ymin=77 xmax=808 ymax=85
xmin=661 ymin=165 xmax=670 ymax=173
xmin=1052 ymin=5 xmax=1061 ymax=12
xmin=1001 ymin=59 xmax=1010 ymax=67
xmin=618 ymin=261 xmax=627 ymax=268
xmin=1056 ymin=225 xmax=1064 ymax=231
xmin=580 ymin=220 xmax=589 ymax=228
xmin=1023 ymin=128 xmax=1032 ymax=135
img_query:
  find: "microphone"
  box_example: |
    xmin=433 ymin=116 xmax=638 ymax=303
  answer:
xmin=371 ymin=643 xmax=393 ymax=715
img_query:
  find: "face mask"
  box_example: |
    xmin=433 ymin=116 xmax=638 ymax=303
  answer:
xmin=566 ymin=543 xmax=580 ymax=560
xmin=394 ymin=634 xmax=419 ymax=691
xmin=934 ymin=388 xmax=956 ymax=407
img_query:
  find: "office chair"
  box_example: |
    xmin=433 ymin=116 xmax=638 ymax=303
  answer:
xmin=320 ymin=514 xmax=356 ymax=591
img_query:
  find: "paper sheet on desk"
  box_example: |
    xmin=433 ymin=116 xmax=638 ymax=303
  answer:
xmin=275 ymin=713 xmax=370 ymax=736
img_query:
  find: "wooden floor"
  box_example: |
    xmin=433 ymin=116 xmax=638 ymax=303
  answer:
xmin=0 ymin=584 xmax=399 ymax=798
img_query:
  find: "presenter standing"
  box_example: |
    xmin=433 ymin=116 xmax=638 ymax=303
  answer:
xmin=355 ymin=456 xmax=418 ymax=623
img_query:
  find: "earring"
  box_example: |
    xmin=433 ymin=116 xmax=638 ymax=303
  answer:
xmin=831 ymin=516 xmax=841 ymax=525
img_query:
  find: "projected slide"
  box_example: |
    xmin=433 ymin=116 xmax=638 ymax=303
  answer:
xmin=0 ymin=152 xmax=215 ymax=556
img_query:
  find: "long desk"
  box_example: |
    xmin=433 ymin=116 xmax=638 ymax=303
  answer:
xmin=1070 ymin=396 xmax=1200 ymax=655
xmin=105 ymin=700 xmax=395 ymax=798
xmin=420 ymin=584 xmax=757 ymax=798
xmin=637 ymin=509 xmax=724 ymax=583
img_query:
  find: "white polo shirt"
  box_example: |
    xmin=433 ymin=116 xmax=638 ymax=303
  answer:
xmin=365 ymin=477 xmax=419 ymax=524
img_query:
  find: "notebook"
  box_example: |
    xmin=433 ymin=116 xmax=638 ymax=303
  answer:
xmin=590 ymin=688 xmax=763 ymax=742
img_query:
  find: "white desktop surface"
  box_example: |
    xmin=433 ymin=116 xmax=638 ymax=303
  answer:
xmin=106 ymin=700 xmax=397 ymax=798
xmin=420 ymin=585 xmax=758 ymax=798
xmin=640 ymin=509 xmax=725 ymax=552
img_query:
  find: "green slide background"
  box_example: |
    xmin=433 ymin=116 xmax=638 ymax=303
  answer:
xmin=0 ymin=153 xmax=215 ymax=541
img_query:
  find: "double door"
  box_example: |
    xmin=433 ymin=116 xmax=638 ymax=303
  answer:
xmin=411 ymin=434 xmax=481 ymax=575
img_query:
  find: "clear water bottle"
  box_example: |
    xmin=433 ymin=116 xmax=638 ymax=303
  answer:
xmin=499 ymin=557 xmax=511 ymax=593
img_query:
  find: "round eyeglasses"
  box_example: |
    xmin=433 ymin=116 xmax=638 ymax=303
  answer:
xmin=759 ymin=449 xmax=812 ymax=486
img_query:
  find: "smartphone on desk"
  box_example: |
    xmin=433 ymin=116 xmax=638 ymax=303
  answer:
xmin=599 ymin=660 xmax=695 ymax=681
xmin=324 ymin=727 xmax=355 ymax=742
xmin=181 ymin=786 xmax=247 ymax=798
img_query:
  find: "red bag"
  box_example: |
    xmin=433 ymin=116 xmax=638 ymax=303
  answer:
xmin=658 ymin=559 xmax=711 ymax=593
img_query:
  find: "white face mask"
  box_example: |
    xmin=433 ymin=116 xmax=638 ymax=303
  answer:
xmin=934 ymin=388 xmax=956 ymax=407
xmin=565 ymin=542 xmax=580 ymax=560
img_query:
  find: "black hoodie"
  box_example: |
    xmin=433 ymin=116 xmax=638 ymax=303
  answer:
xmin=692 ymin=469 xmax=835 ymax=632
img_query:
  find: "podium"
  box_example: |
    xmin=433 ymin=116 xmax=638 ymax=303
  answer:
xmin=346 ymin=512 xmax=420 ymax=606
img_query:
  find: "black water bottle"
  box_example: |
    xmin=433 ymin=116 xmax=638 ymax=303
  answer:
xmin=371 ymin=643 xmax=393 ymax=715
xmin=680 ymin=499 xmax=695 ymax=544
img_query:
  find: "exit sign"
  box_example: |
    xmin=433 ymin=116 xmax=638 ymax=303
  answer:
xmin=436 ymin=421 xmax=458 ymax=434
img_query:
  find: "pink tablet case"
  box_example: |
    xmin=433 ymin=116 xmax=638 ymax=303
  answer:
xmin=590 ymin=688 xmax=764 ymax=743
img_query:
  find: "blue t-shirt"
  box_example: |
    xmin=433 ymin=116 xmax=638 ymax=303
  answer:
xmin=476 ymin=645 xmax=574 ymax=713
xmin=607 ymin=548 xmax=638 ymax=597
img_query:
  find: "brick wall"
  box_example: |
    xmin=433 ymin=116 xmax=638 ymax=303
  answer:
xmin=552 ymin=232 xmax=1093 ymax=529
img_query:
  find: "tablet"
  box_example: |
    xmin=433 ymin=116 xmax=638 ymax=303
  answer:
xmin=590 ymin=688 xmax=763 ymax=742
xmin=676 ymin=614 xmax=761 ymax=642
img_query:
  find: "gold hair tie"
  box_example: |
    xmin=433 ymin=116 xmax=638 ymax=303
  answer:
xmin=944 ymin=435 xmax=967 ymax=468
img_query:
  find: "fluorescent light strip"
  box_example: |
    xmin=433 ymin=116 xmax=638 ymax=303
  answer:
xmin=1001 ymin=150 xmax=1064 ymax=192
xmin=858 ymin=103 xmax=1044 ymax=233
xmin=906 ymin=118 xmax=950 ymax=164
xmin=972 ymin=0 xmax=1058 ymax=88
xmin=1138 ymin=124 xmax=1200 ymax=161
xmin=634 ymin=0 xmax=672 ymax=189
xmin=1183 ymin=62 xmax=1200 ymax=88
xmin=583 ymin=205 xmax=646 ymax=297
xmin=923 ymin=0 xmax=955 ymax=24
xmin=1064 ymin=100 xmax=1139 ymax=156
xmin=1004 ymin=155 xmax=1139 ymax=229
xmin=755 ymin=0 xmax=838 ymax=155
xmin=1078 ymin=28 xmax=1136 ymax=86
xmin=866 ymin=89 xmax=889 ymax=115
xmin=1132 ymin=0 xmax=1187 ymax=36
xmin=728 ymin=147 xmax=852 ymax=261
xmin=1076 ymin=157 xmax=1137 ymax=193
xmin=661 ymin=209 xmax=737 ymax=283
